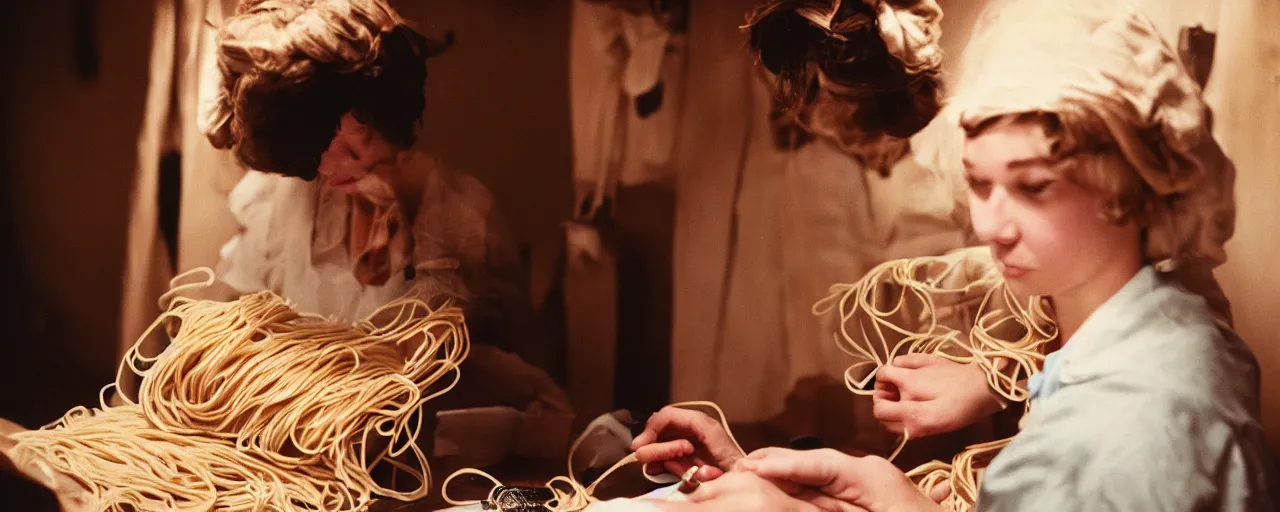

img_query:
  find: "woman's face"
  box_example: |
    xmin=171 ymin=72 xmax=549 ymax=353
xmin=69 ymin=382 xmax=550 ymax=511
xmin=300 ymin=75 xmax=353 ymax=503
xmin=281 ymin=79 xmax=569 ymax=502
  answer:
xmin=962 ymin=119 xmax=1141 ymax=298
xmin=317 ymin=113 xmax=402 ymax=194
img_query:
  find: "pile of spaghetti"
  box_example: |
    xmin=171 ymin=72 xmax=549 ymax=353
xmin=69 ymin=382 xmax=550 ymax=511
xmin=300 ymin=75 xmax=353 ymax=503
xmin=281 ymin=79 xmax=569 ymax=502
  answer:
xmin=2 ymin=269 xmax=469 ymax=511
xmin=814 ymin=247 xmax=1057 ymax=511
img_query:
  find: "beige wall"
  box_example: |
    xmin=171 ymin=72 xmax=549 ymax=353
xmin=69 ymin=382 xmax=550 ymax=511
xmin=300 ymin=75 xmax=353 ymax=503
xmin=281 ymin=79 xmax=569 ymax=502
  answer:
xmin=392 ymin=0 xmax=575 ymax=253
xmin=1205 ymin=0 xmax=1280 ymax=451
xmin=1 ymin=2 xmax=153 ymax=383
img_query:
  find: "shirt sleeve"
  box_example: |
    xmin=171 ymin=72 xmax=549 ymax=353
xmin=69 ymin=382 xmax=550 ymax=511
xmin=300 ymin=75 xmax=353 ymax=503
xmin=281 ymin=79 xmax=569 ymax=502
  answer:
xmin=409 ymin=166 xmax=532 ymax=346
xmin=216 ymin=171 xmax=279 ymax=293
xmin=457 ymin=199 xmax=535 ymax=353
xmin=977 ymin=383 xmax=1271 ymax=511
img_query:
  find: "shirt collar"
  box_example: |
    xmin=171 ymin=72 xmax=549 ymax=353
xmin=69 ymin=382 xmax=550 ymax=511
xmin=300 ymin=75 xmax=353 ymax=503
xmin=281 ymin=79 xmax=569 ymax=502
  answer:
xmin=1058 ymin=265 xmax=1160 ymax=360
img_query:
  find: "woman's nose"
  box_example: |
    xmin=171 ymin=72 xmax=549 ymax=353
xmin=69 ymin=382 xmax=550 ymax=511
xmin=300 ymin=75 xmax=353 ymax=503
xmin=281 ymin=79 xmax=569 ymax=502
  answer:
xmin=971 ymin=188 xmax=1019 ymax=246
xmin=318 ymin=157 xmax=358 ymax=181
xmin=316 ymin=158 xmax=339 ymax=179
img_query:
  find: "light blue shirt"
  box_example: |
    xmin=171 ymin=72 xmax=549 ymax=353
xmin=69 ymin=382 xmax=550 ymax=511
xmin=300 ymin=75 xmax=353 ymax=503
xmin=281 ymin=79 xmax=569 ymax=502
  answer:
xmin=1025 ymin=339 xmax=1074 ymax=403
xmin=978 ymin=266 xmax=1275 ymax=511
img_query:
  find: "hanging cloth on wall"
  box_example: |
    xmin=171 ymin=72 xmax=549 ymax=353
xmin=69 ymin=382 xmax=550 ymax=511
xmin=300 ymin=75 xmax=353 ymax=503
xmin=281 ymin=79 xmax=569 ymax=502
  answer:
xmin=569 ymin=0 xmax=687 ymax=203
xmin=560 ymin=95 xmax=623 ymax=416
xmin=118 ymin=0 xmax=245 ymax=392
xmin=560 ymin=202 xmax=621 ymax=417
xmin=559 ymin=0 xmax=687 ymax=416
xmin=117 ymin=0 xmax=180 ymax=398
xmin=181 ymin=0 xmax=249 ymax=275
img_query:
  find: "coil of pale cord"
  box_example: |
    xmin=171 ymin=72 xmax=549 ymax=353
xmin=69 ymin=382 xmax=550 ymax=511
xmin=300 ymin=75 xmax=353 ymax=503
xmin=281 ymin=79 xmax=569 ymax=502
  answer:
xmin=813 ymin=249 xmax=1057 ymax=511
xmin=5 ymin=267 xmax=470 ymax=511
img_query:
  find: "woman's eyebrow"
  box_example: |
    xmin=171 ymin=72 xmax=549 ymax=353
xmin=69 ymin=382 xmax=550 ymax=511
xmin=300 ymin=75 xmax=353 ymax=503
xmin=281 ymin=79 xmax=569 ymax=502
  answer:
xmin=1005 ymin=156 xmax=1057 ymax=170
xmin=961 ymin=155 xmax=1055 ymax=171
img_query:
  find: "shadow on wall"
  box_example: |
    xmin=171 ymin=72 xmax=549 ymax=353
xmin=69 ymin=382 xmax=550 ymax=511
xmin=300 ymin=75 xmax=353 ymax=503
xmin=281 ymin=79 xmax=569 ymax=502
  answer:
xmin=0 ymin=1 xmax=154 ymax=508
xmin=0 ymin=0 xmax=152 ymax=418
xmin=392 ymin=0 xmax=576 ymax=252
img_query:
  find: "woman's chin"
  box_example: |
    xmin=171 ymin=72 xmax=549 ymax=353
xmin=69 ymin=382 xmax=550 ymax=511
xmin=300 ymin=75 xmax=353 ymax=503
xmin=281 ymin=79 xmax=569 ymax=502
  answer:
xmin=1003 ymin=277 xmax=1043 ymax=299
xmin=323 ymin=178 xmax=361 ymax=194
xmin=333 ymin=183 xmax=361 ymax=194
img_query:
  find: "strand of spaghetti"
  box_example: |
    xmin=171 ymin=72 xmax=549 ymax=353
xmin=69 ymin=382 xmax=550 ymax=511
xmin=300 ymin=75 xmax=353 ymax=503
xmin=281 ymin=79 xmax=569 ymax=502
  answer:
xmin=906 ymin=459 xmax=953 ymax=503
xmin=156 ymin=266 xmax=218 ymax=310
xmin=659 ymin=401 xmax=748 ymax=458
xmin=887 ymin=429 xmax=910 ymax=462
xmin=443 ymin=401 xmax=748 ymax=511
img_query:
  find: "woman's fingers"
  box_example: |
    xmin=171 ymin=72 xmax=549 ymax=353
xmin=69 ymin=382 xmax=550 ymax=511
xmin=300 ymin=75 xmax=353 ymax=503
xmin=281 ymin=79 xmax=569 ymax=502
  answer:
xmin=632 ymin=407 xmax=719 ymax=450
xmin=929 ymin=480 xmax=952 ymax=503
xmin=735 ymin=448 xmax=845 ymax=489
xmin=634 ymin=439 xmax=695 ymax=464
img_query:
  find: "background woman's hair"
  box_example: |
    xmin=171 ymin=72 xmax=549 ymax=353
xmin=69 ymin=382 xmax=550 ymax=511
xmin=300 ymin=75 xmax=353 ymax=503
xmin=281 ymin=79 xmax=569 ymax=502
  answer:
xmin=744 ymin=0 xmax=943 ymax=140
xmin=207 ymin=0 xmax=452 ymax=180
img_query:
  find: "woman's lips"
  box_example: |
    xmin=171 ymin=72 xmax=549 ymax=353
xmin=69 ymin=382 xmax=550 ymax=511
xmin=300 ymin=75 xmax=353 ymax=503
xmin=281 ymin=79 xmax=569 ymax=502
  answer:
xmin=324 ymin=175 xmax=365 ymax=194
xmin=1000 ymin=261 xmax=1029 ymax=279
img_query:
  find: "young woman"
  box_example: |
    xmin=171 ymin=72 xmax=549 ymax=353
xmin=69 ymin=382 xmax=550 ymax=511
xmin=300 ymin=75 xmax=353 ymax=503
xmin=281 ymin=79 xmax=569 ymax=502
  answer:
xmin=629 ymin=1 xmax=1274 ymax=510
xmin=202 ymin=0 xmax=568 ymax=441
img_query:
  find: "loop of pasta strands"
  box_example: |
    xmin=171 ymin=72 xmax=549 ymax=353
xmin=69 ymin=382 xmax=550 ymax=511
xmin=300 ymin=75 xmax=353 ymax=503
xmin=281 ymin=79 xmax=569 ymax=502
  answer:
xmin=156 ymin=266 xmax=219 ymax=311
xmin=812 ymin=251 xmax=1055 ymax=400
xmin=8 ymin=267 xmax=470 ymax=511
xmin=904 ymin=437 xmax=1010 ymax=512
xmin=442 ymin=401 xmax=748 ymax=511
xmin=814 ymin=250 xmax=1058 ymax=511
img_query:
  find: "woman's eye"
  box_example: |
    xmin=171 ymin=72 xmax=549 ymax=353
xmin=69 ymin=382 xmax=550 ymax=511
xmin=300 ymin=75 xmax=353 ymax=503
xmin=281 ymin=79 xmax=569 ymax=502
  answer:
xmin=1019 ymin=181 xmax=1053 ymax=196
xmin=348 ymin=149 xmax=361 ymax=161
xmin=966 ymin=178 xmax=993 ymax=197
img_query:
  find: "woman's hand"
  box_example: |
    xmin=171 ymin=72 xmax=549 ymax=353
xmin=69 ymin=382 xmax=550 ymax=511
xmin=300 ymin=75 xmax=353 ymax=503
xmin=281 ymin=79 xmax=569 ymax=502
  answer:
xmin=631 ymin=406 xmax=744 ymax=482
xmin=734 ymin=448 xmax=940 ymax=512
xmin=684 ymin=471 xmax=839 ymax=511
xmin=872 ymin=354 xmax=1006 ymax=437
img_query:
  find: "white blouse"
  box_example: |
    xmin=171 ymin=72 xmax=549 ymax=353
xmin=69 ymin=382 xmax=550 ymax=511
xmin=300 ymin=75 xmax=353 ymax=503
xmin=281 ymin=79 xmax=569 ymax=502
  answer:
xmin=217 ymin=152 xmax=525 ymax=326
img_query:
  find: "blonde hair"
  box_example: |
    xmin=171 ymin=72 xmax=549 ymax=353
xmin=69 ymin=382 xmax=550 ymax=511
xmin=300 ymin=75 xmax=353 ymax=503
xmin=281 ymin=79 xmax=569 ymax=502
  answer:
xmin=962 ymin=111 xmax=1157 ymax=230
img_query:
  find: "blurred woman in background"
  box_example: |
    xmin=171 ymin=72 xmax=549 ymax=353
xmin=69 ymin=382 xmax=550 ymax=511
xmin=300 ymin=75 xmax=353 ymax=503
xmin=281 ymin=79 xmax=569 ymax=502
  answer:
xmin=200 ymin=0 xmax=570 ymax=459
